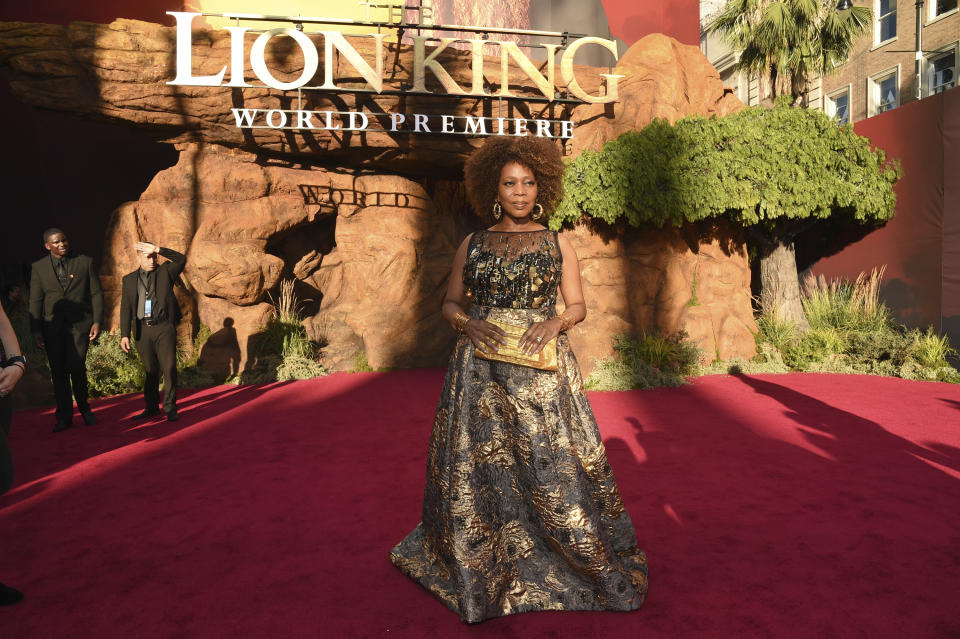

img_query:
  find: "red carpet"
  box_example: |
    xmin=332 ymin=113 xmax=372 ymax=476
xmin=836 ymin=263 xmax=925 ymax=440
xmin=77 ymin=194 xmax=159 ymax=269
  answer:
xmin=1 ymin=371 xmax=959 ymax=638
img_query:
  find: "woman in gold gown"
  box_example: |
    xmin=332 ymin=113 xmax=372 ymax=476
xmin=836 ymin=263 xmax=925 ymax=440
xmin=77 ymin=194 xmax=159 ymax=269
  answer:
xmin=390 ymin=137 xmax=648 ymax=623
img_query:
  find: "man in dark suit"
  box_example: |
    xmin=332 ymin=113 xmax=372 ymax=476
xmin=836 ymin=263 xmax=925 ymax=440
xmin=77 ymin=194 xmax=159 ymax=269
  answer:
xmin=29 ymin=228 xmax=103 ymax=432
xmin=119 ymin=242 xmax=185 ymax=422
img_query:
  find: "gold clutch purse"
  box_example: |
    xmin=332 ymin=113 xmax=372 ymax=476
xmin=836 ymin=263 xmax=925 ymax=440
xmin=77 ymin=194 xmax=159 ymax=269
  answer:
xmin=473 ymin=319 xmax=558 ymax=371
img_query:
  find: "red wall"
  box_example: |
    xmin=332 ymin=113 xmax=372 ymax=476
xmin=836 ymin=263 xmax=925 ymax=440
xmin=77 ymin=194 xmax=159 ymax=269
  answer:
xmin=811 ymin=88 xmax=959 ymax=341
xmin=603 ymin=0 xmax=701 ymax=46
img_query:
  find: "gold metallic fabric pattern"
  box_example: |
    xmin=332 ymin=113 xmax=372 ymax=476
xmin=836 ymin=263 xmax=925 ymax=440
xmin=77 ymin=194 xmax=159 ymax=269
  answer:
xmin=473 ymin=316 xmax=558 ymax=371
xmin=391 ymin=235 xmax=648 ymax=624
xmin=462 ymin=229 xmax=562 ymax=309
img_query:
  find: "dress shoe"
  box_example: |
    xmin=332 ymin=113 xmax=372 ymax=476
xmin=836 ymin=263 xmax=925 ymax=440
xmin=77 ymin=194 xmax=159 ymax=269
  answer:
xmin=165 ymin=410 xmax=179 ymax=422
xmin=81 ymin=410 xmax=97 ymax=425
xmin=0 ymin=581 xmax=23 ymax=606
xmin=131 ymin=408 xmax=161 ymax=420
xmin=53 ymin=420 xmax=72 ymax=433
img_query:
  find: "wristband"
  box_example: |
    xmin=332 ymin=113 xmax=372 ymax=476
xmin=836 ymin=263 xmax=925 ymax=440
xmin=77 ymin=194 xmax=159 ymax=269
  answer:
xmin=453 ymin=312 xmax=471 ymax=333
xmin=2 ymin=355 xmax=26 ymax=369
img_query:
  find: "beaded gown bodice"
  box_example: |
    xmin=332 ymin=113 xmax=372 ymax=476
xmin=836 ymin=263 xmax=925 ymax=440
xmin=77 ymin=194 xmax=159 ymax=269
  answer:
xmin=462 ymin=229 xmax=562 ymax=309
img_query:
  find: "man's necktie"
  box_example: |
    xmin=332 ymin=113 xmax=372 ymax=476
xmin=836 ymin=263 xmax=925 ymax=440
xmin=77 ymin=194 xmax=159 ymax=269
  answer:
xmin=55 ymin=259 xmax=69 ymax=289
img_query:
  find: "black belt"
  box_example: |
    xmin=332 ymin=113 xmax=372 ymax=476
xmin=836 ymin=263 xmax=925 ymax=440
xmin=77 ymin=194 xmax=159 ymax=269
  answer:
xmin=142 ymin=318 xmax=167 ymax=327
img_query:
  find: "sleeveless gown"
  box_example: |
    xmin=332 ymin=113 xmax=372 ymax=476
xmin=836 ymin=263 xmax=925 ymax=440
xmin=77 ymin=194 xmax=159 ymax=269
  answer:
xmin=390 ymin=229 xmax=648 ymax=623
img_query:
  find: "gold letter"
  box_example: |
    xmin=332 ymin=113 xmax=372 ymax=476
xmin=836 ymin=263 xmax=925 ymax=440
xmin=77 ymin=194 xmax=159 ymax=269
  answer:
xmin=251 ymin=28 xmax=318 ymax=91
xmin=413 ymin=37 xmax=466 ymax=94
xmin=167 ymin=12 xmax=226 ymax=86
xmin=321 ymin=32 xmax=386 ymax=93
xmin=560 ymin=37 xmax=623 ymax=104
xmin=468 ymin=39 xmax=487 ymax=96
xmin=499 ymin=41 xmax=558 ymax=100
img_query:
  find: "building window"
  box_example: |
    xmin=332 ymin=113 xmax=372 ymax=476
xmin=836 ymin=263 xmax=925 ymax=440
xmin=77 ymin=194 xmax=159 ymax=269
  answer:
xmin=826 ymin=89 xmax=851 ymax=124
xmin=876 ymin=0 xmax=897 ymax=44
xmin=869 ymin=69 xmax=898 ymax=115
xmin=933 ymin=0 xmax=958 ymax=19
xmin=927 ymin=47 xmax=957 ymax=95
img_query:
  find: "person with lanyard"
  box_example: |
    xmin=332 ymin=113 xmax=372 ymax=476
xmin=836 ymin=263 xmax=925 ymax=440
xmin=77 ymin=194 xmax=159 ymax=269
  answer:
xmin=119 ymin=241 xmax=186 ymax=422
xmin=28 ymin=228 xmax=103 ymax=432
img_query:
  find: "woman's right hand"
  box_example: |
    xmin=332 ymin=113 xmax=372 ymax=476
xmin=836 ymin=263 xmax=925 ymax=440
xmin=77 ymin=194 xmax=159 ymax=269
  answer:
xmin=0 ymin=365 xmax=23 ymax=397
xmin=465 ymin=319 xmax=507 ymax=354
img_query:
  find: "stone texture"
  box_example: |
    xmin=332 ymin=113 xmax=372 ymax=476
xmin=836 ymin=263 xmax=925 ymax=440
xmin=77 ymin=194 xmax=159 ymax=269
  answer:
xmin=307 ymin=174 xmax=461 ymax=370
xmin=570 ymin=33 xmax=743 ymax=156
xmin=3 ymin=17 xmax=758 ymax=376
xmin=196 ymin=296 xmax=272 ymax=380
xmin=565 ymin=222 xmax=755 ymax=368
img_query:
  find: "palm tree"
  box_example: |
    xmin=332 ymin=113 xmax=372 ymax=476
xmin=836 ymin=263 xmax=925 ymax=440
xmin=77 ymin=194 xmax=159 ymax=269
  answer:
xmin=708 ymin=0 xmax=872 ymax=106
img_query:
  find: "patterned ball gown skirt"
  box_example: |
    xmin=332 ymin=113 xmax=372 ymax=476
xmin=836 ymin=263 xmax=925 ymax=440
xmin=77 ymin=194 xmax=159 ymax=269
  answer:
xmin=390 ymin=301 xmax=649 ymax=624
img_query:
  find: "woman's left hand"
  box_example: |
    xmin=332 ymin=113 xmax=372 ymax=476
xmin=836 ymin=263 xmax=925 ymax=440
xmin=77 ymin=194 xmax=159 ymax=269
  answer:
xmin=518 ymin=319 xmax=562 ymax=356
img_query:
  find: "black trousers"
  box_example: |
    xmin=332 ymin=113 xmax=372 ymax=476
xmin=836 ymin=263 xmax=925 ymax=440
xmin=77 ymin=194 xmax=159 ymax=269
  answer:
xmin=0 ymin=396 xmax=13 ymax=495
xmin=43 ymin=324 xmax=91 ymax=422
xmin=136 ymin=321 xmax=178 ymax=413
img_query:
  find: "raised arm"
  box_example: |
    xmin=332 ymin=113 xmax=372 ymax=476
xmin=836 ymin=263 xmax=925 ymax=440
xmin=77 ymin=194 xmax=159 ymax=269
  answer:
xmin=158 ymin=246 xmax=186 ymax=279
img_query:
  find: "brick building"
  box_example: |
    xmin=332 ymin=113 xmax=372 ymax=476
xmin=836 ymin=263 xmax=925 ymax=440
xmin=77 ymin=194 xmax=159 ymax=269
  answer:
xmin=700 ymin=0 xmax=958 ymax=123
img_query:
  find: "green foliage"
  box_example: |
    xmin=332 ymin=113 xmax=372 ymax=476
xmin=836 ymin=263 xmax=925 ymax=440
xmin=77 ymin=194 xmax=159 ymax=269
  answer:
xmin=276 ymin=353 xmax=328 ymax=382
xmin=802 ymin=269 xmax=890 ymax=334
xmin=585 ymin=332 xmax=702 ymax=391
xmin=740 ymin=269 xmax=960 ymax=383
xmin=755 ymin=312 xmax=797 ymax=353
xmin=707 ymin=0 xmax=872 ymax=102
xmin=912 ymin=328 xmax=958 ymax=370
xmin=687 ymin=272 xmax=700 ymax=307
xmin=86 ymin=329 xmax=146 ymax=398
xmin=352 ymin=350 xmax=374 ymax=373
xmin=243 ymin=279 xmax=326 ymax=383
xmin=552 ymin=103 xmax=901 ymax=237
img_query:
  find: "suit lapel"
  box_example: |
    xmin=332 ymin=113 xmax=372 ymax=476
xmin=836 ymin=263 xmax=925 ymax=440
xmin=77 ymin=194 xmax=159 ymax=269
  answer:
xmin=63 ymin=257 xmax=78 ymax=293
xmin=43 ymin=257 xmax=59 ymax=291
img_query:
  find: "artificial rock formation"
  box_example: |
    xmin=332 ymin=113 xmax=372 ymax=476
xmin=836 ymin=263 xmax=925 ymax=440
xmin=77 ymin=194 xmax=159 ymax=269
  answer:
xmin=1 ymin=17 xmax=757 ymax=376
xmin=100 ymin=145 xmax=462 ymax=372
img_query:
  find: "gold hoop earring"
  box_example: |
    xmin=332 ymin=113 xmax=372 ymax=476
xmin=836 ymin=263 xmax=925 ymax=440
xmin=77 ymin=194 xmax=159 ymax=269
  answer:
xmin=532 ymin=203 xmax=544 ymax=220
xmin=492 ymin=200 xmax=503 ymax=220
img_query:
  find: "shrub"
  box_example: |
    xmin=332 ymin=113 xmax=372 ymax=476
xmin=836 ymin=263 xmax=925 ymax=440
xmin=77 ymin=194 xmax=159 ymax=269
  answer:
xmin=802 ymin=268 xmax=890 ymax=334
xmin=86 ymin=329 xmax=145 ymax=398
xmin=243 ymin=279 xmax=326 ymax=383
xmin=737 ymin=268 xmax=960 ymax=384
xmin=912 ymin=328 xmax=958 ymax=369
xmin=585 ymin=331 xmax=701 ymax=391
xmin=352 ymin=350 xmax=374 ymax=373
